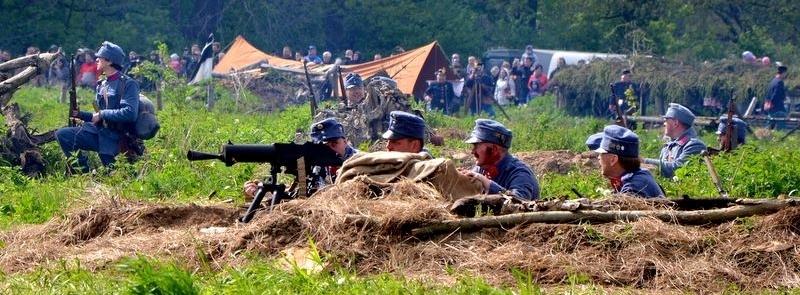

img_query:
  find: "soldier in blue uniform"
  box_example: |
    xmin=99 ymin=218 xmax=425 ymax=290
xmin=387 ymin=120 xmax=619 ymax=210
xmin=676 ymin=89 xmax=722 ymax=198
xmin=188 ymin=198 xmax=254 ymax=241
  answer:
xmin=310 ymin=118 xmax=359 ymax=162
xmin=587 ymin=125 xmax=664 ymax=198
xmin=56 ymin=41 xmax=139 ymax=173
xmin=424 ymin=69 xmax=456 ymax=115
xmin=344 ymin=72 xmax=365 ymax=106
xmin=382 ymin=111 xmax=430 ymax=155
xmin=716 ymin=115 xmax=748 ymax=150
xmin=460 ymin=119 xmax=540 ymax=200
xmin=642 ymin=103 xmax=707 ymax=179
xmin=585 ymin=132 xmax=603 ymax=150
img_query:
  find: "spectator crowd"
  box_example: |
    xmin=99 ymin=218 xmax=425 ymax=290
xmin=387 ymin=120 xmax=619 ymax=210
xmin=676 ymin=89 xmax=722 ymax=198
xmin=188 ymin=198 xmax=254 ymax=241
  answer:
xmin=0 ymin=41 xmax=563 ymax=119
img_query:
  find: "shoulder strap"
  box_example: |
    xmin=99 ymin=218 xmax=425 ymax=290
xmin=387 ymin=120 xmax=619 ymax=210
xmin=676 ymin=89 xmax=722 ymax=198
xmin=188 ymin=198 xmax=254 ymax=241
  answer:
xmin=118 ymin=74 xmax=126 ymax=102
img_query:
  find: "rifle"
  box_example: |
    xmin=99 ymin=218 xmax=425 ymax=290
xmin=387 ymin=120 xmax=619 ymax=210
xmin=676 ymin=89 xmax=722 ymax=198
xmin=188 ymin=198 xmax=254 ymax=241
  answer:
xmin=337 ymin=66 xmax=347 ymax=106
xmin=302 ymin=60 xmax=318 ymax=116
xmin=68 ymin=55 xmax=78 ymax=127
xmin=490 ymin=92 xmax=512 ymax=121
xmin=187 ymin=142 xmax=343 ymax=223
xmin=721 ymin=97 xmax=736 ymax=152
xmin=700 ymin=150 xmax=728 ymax=199
xmin=609 ymin=83 xmax=628 ymax=127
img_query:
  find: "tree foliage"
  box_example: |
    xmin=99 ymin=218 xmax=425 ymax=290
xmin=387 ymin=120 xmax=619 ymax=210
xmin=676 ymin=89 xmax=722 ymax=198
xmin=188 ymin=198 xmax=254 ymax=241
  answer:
xmin=0 ymin=0 xmax=798 ymax=61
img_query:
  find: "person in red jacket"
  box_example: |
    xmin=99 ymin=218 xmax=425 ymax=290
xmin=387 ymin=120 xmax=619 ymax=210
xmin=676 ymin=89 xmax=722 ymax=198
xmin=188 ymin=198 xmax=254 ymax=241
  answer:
xmin=78 ymin=51 xmax=101 ymax=88
xmin=527 ymin=64 xmax=548 ymax=99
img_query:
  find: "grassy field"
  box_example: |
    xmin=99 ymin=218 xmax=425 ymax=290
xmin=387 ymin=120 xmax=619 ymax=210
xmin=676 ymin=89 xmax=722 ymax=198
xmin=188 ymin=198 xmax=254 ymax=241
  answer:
xmin=1 ymin=83 xmax=798 ymax=293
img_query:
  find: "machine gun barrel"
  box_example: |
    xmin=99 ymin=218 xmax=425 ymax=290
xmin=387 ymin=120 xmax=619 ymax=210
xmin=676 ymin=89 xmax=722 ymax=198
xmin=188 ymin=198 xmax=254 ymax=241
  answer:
xmin=186 ymin=150 xmax=224 ymax=162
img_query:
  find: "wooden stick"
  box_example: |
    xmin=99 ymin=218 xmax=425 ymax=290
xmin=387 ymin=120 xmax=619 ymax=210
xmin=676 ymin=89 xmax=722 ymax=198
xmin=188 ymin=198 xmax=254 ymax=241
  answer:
xmin=412 ymin=199 xmax=799 ymax=237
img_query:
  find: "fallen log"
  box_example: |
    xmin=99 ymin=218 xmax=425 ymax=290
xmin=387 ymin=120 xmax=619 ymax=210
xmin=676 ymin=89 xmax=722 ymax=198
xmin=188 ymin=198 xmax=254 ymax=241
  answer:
xmin=412 ymin=198 xmax=800 ymax=237
xmin=0 ymin=52 xmax=58 ymax=73
xmin=0 ymin=67 xmax=39 ymax=104
xmin=1 ymin=52 xmax=61 ymax=176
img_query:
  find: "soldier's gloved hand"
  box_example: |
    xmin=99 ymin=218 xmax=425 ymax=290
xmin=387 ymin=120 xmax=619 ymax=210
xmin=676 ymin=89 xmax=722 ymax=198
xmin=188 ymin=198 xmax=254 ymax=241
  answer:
xmin=91 ymin=112 xmax=102 ymax=124
xmin=70 ymin=108 xmax=80 ymax=118
xmin=243 ymin=180 xmax=261 ymax=201
xmin=461 ymin=170 xmax=491 ymax=192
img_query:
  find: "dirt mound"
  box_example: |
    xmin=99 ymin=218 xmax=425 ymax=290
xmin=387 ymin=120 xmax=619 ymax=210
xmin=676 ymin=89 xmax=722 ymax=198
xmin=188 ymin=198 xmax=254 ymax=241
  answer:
xmin=2 ymin=184 xmax=799 ymax=293
xmin=516 ymin=150 xmax=599 ymax=175
xmin=0 ymin=202 xmax=239 ymax=273
xmin=435 ymin=127 xmax=468 ymax=141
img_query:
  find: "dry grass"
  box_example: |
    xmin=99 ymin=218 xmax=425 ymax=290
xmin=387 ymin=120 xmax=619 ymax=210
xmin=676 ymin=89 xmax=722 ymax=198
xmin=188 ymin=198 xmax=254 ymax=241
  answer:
xmin=1 ymin=180 xmax=798 ymax=293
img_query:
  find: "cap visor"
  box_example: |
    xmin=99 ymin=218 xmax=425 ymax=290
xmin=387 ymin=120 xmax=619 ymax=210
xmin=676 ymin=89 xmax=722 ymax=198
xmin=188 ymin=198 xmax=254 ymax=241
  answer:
xmin=382 ymin=130 xmax=401 ymax=140
xmin=464 ymin=135 xmax=482 ymax=144
xmin=594 ymin=147 xmax=609 ymax=154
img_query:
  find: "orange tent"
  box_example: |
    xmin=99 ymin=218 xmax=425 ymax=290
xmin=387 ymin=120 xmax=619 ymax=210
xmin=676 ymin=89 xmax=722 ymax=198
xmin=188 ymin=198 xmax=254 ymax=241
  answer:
xmin=213 ymin=35 xmax=304 ymax=74
xmin=340 ymin=41 xmax=452 ymax=98
xmin=214 ymin=36 xmax=452 ymax=98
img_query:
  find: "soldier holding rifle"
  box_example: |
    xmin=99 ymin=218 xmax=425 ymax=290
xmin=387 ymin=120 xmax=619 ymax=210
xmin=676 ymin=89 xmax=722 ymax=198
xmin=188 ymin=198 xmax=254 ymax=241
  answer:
xmin=55 ymin=41 xmax=140 ymax=173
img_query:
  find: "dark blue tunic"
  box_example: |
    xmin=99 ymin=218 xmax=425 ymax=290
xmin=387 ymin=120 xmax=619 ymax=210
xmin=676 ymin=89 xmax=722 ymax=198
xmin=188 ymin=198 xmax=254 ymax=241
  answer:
xmin=619 ymin=169 xmax=664 ymax=198
xmin=472 ymin=153 xmax=540 ymax=200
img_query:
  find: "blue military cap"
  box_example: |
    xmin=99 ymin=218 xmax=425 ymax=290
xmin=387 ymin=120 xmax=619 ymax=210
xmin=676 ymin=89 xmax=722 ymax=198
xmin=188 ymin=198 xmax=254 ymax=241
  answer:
xmin=382 ymin=111 xmax=426 ymax=140
xmin=663 ymin=103 xmax=696 ymax=126
xmin=586 ymin=132 xmax=603 ymax=151
xmin=308 ymin=45 xmax=316 ymax=50
xmin=595 ymin=125 xmax=639 ymax=158
xmin=96 ymin=41 xmax=125 ymax=67
xmin=716 ymin=116 xmax=747 ymax=144
xmin=465 ymin=119 xmax=513 ymax=149
xmin=345 ymin=73 xmax=363 ymax=89
xmin=310 ymin=118 xmax=345 ymax=143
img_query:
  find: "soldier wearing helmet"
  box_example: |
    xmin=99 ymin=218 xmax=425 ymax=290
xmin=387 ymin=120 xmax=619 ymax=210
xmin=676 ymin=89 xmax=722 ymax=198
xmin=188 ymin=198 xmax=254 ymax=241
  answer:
xmin=55 ymin=41 xmax=140 ymax=173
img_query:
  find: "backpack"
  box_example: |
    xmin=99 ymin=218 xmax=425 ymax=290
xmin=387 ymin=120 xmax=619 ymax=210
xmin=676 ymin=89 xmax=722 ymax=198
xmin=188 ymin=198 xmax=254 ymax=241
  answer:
xmin=135 ymin=94 xmax=160 ymax=140
xmin=118 ymin=75 xmax=160 ymax=140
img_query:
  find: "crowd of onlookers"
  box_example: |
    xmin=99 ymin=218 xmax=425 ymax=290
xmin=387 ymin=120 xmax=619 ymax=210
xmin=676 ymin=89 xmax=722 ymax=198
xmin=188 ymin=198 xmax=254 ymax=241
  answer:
xmin=452 ymin=45 xmax=556 ymax=107
xmin=421 ymin=44 xmax=562 ymax=117
xmin=1 ymin=41 xmax=556 ymax=114
xmin=272 ymin=44 xmax=408 ymax=66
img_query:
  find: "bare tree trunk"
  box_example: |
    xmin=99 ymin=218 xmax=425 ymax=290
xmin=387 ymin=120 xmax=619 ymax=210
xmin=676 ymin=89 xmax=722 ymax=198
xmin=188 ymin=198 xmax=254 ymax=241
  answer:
xmin=0 ymin=52 xmax=61 ymax=176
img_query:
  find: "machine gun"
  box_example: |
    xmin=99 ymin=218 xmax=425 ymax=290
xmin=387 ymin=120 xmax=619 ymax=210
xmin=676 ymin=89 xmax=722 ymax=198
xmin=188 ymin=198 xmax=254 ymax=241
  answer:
xmin=187 ymin=142 xmax=343 ymax=223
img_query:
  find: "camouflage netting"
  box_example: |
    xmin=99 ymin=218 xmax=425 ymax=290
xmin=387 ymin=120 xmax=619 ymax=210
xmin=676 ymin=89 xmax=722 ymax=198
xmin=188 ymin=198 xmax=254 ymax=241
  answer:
xmin=316 ymin=78 xmax=412 ymax=147
xmin=218 ymin=68 xmax=323 ymax=113
xmin=550 ymin=56 xmax=800 ymax=117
